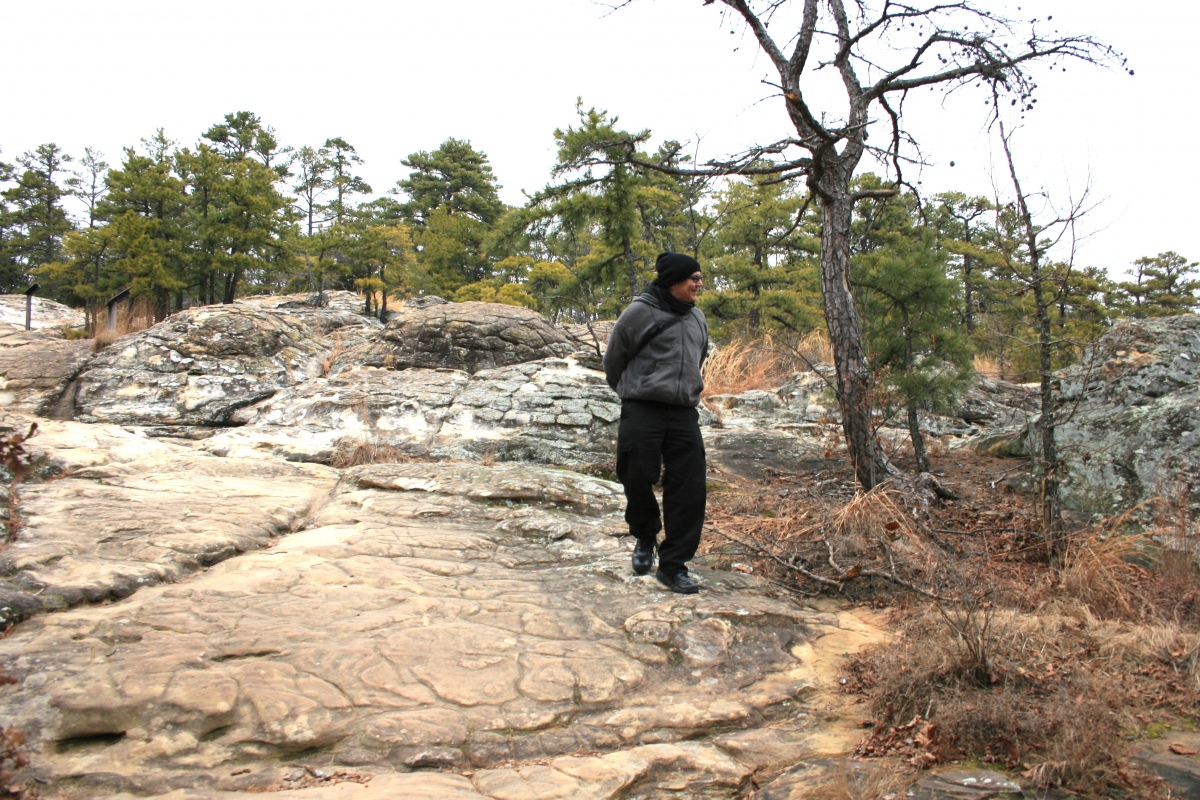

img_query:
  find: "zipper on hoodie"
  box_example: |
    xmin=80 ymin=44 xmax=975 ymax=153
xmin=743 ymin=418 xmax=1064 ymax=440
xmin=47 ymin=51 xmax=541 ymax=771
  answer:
xmin=676 ymin=311 xmax=690 ymax=404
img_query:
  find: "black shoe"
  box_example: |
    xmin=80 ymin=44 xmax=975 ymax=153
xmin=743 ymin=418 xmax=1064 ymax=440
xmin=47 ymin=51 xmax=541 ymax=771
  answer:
xmin=656 ymin=569 xmax=700 ymax=594
xmin=632 ymin=539 xmax=656 ymax=575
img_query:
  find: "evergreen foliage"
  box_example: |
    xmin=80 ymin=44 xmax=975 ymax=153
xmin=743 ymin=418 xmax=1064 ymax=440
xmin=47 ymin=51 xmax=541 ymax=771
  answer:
xmin=0 ymin=112 xmax=1188 ymax=365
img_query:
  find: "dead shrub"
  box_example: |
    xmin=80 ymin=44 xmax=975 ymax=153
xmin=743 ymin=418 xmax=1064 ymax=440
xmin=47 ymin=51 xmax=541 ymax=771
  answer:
xmin=848 ymin=602 xmax=1195 ymax=796
xmin=0 ymin=723 xmax=38 ymax=800
xmin=706 ymin=483 xmax=942 ymax=597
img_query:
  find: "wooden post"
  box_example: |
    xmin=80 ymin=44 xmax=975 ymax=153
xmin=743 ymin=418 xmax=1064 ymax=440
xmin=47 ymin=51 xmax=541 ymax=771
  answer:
xmin=22 ymin=284 xmax=39 ymax=331
xmin=106 ymin=288 xmax=131 ymax=331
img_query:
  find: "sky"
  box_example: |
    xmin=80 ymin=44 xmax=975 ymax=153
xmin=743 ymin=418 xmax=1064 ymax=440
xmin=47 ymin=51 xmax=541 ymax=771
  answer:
xmin=2 ymin=0 xmax=1196 ymax=280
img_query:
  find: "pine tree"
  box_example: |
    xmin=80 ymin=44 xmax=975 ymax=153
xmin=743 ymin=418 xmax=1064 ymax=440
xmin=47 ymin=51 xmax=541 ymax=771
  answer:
xmin=3 ymin=143 xmax=74 ymax=290
xmin=392 ymin=138 xmax=506 ymax=295
xmin=1116 ymin=252 xmax=1200 ymax=318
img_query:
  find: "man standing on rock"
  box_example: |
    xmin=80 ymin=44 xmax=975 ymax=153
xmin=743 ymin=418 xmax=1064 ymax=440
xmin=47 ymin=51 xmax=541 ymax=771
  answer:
xmin=604 ymin=252 xmax=709 ymax=594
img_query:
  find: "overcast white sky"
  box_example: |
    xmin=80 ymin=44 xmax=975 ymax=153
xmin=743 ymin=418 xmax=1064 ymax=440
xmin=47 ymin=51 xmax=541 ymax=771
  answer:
xmin=3 ymin=0 xmax=1196 ymax=279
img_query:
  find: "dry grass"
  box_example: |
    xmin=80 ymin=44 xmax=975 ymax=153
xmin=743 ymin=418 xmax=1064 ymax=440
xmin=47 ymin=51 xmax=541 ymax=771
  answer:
xmin=90 ymin=297 xmax=157 ymax=351
xmin=702 ymin=330 xmax=832 ymax=397
xmin=828 ymin=486 xmax=927 ymax=561
xmin=1057 ymin=522 xmax=1146 ymax=620
xmin=795 ymin=759 xmax=908 ymax=800
xmin=704 ymin=432 xmax=1198 ymax=797
xmin=1146 ymin=489 xmax=1200 ymax=588
xmin=1053 ymin=494 xmax=1200 ymax=623
xmin=319 ymin=333 xmax=348 ymax=377
xmin=795 ymin=328 xmax=834 ymax=368
xmin=328 ymin=440 xmax=413 ymax=469
xmin=972 ymin=353 xmax=1003 ymax=380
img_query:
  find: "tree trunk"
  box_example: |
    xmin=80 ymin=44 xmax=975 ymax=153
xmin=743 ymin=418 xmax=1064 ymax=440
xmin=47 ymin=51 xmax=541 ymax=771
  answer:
xmin=908 ymin=404 xmax=930 ymax=473
xmin=820 ymin=191 xmax=896 ymax=489
xmin=904 ymin=320 xmax=931 ymax=473
xmin=622 ymin=237 xmax=639 ymax=299
xmin=222 ymin=268 xmax=239 ymax=304
xmin=1033 ymin=268 xmax=1064 ymax=559
xmin=962 ymin=227 xmax=976 ymax=333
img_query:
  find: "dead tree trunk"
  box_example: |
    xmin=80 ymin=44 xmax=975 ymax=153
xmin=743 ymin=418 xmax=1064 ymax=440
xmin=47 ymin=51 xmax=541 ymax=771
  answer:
xmin=1000 ymin=124 xmax=1065 ymax=558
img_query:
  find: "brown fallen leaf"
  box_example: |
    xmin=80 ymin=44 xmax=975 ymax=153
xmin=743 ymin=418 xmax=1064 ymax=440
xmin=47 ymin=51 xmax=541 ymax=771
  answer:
xmin=1169 ymin=743 xmax=1199 ymax=755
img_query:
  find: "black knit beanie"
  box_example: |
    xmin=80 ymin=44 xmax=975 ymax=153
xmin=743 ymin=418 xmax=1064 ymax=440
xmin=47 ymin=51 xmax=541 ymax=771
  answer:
xmin=652 ymin=252 xmax=700 ymax=288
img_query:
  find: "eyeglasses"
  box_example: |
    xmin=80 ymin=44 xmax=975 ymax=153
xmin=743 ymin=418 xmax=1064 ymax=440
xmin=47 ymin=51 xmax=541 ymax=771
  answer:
xmin=687 ymin=274 xmax=704 ymax=283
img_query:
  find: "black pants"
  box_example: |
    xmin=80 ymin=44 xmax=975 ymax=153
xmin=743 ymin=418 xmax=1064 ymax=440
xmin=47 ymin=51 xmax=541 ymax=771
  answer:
xmin=616 ymin=399 xmax=706 ymax=576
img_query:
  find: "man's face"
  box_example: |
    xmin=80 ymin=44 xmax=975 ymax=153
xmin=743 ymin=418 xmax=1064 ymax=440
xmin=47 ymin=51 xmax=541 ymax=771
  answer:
xmin=668 ymin=272 xmax=703 ymax=304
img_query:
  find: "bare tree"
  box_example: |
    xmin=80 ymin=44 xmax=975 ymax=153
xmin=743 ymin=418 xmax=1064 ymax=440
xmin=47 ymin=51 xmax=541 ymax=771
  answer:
xmin=601 ymin=0 xmax=1125 ymax=489
xmin=992 ymin=122 xmax=1095 ymax=559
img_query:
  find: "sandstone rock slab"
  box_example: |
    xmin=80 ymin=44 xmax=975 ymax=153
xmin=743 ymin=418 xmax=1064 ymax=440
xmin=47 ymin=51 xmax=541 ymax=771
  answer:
xmin=203 ymin=358 xmax=621 ymax=469
xmin=0 ymin=456 xmax=880 ymax=799
xmin=0 ymin=418 xmax=338 ymax=627
xmin=0 ymin=331 xmax=92 ymax=415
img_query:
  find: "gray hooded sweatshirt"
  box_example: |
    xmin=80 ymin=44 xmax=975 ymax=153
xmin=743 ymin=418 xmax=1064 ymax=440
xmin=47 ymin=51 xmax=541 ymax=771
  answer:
xmin=603 ymin=292 xmax=709 ymax=407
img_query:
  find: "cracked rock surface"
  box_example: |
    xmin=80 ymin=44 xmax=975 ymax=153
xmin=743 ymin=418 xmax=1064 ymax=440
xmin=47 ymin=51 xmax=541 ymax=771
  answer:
xmin=0 ymin=324 xmax=93 ymax=415
xmin=0 ymin=419 xmax=886 ymax=800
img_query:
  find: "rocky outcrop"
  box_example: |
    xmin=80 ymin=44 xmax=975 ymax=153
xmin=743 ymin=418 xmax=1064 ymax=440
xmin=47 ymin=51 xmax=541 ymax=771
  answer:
xmin=1052 ymin=314 xmax=1200 ymax=514
xmin=204 ymin=358 xmax=621 ymax=468
xmin=336 ymin=301 xmax=577 ymax=374
xmin=235 ymin=290 xmax=384 ymax=342
xmin=0 ymin=294 xmax=86 ymax=330
xmin=73 ymin=305 xmax=330 ymax=427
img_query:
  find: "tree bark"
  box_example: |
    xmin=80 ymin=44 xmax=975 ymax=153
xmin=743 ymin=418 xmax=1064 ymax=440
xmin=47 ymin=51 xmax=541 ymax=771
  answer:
xmin=820 ymin=189 xmax=897 ymax=489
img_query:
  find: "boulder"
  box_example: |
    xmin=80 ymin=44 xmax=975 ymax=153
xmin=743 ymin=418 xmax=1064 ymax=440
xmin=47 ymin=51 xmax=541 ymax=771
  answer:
xmin=73 ymin=305 xmax=330 ymax=426
xmin=1052 ymin=314 xmax=1200 ymax=514
xmin=562 ymin=320 xmax=614 ymax=354
xmin=335 ymin=301 xmax=576 ymax=374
